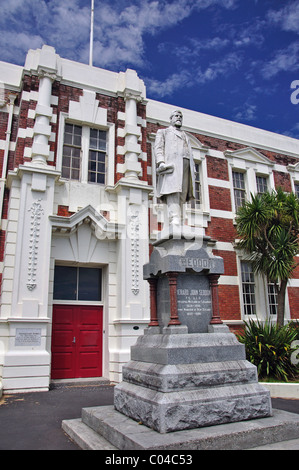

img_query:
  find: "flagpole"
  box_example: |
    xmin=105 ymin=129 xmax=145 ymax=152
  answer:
xmin=89 ymin=0 xmax=94 ymax=66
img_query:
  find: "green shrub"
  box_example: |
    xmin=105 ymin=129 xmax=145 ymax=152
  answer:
xmin=237 ymin=319 xmax=299 ymax=382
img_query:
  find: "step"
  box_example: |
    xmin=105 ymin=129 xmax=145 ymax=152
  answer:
xmin=62 ymin=418 xmax=117 ymax=450
xmin=63 ymin=405 xmax=299 ymax=450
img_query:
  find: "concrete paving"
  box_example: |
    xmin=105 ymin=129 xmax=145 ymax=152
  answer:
xmin=0 ymin=381 xmax=299 ymax=450
xmin=0 ymin=380 xmax=114 ymax=450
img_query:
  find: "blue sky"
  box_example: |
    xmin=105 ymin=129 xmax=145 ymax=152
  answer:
xmin=1 ymin=0 xmax=299 ymax=138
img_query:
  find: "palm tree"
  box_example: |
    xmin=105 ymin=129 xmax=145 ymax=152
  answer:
xmin=236 ymin=187 xmax=299 ymax=327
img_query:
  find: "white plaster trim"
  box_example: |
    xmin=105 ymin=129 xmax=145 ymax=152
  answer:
xmin=210 ymin=209 xmax=234 ymax=219
xmin=208 ymin=178 xmax=230 ymax=188
xmin=218 ymin=276 xmax=239 ymax=285
xmin=213 ymin=241 xmax=235 ymax=251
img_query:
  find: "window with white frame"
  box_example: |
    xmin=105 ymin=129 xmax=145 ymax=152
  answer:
xmin=62 ymin=124 xmax=82 ymax=180
xmin=194 ymin=162 xmax=201 ymax=204
xmin=295 ymin=183 xmax=299 ymax=198
xmin=226 ymin=148 xmax=275 ymax=216
xmin=267 ymin=282 xmax=278 ymax=316
xmin=241 ymin=261 xmax=256 ymax=315
xmin=190 ymin=162 xmax=201 ymax=208
xmin=233 ymin=171 xmax=246 ymax=212
xmin=256 ymin=175 xmax=268 ymax=195
xmin=61 ymin=123 xmax=107 ymax=184
xmin=88 ymin=128 xmax=107 ymax=184
xmin=240 ymin=260 xmax=280 ymax=318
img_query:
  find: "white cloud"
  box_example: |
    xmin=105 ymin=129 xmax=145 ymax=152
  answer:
xmin=160 ymin=36 xmax=230 ymax=64
xmin=146 ymin=51 xmax=241 ymax=97
xmin=261 ymin=41 xmax=299 ymax=78
xmin=282 ymin=123 xmax=299 ymax=139
xmin=0 ymin=0 xmax=239 ymax=68
xmin=267 ymin=0 xmax=299 ymax=34
xmin=0 ymin=32 xmax=44 ymax=63
xmin=234 ymin=102 xmax=257 ymax=122
xmin=196 ymin=52 xmax=242 ymax=84
xmin=0 ymin=0 xmax=91 ymax=63
xmin=146 ymin=70 xmax=192 ymax=97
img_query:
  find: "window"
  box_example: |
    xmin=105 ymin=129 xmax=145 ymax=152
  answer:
xmin=233 ymin=171 xmax=246 ymax=211
xmin=256 ymin=175 xmax=268 ymax=195
xmin=267 ymin=283 xmax=278 ymax=315
xmin=61 ymin=123 xmax=107 ymax=184
xmin=191 ymin=162 xmax=201 ymax=208
xmin=241 ymin=262 xmax=256 ymax=315
xmin=88 ymin=129 xmax=106 ymax=184
xmin=53 ymin=266 xmax=102 ymax=301
xmin=62 ymin=124 xmax=82 ymax=180
xmin=295 ymin=183 xmax=299 ymax=198
xmin=194 ymin=163 xmax=201 ymax=204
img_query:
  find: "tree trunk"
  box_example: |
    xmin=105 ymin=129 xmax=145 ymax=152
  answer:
xmin=277 ymin=279 xmax=288 ymax=327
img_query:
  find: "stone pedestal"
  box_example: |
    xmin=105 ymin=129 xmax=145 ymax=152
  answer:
xmin=63 ymin=231 xmax=298 ymax=449
xmin=114 ymin=232 xmax=272 ymax=433
xmin=114 ymin=330 xmax=271 ymax=433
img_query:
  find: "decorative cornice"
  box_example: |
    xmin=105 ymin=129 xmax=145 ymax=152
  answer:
xmin=50 ymin=204 xmax=120 ymax=239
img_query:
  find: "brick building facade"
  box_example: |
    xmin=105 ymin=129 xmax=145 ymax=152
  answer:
xmin=0 ymin=45 xmax=298 ymax=392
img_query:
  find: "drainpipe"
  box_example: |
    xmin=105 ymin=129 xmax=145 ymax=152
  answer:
xmin=0 ymin=93 xmax=16 ymax=227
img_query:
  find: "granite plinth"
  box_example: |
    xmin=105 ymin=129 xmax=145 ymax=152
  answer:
xmin=114 ymin=381 xmax=271 ymax=433
xmin=114 ymin=330 xmax=272 ymax=433
xmin=130 ymin=331 xmax=246 ymax=365
xmin=121 ymin=360 xmax=258 ymax=392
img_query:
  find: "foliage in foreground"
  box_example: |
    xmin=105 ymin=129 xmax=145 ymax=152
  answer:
xmin=237 ymin=319 xmax=299 ymax=382
xmin=236 ymin=188 xmax=299 ymax=327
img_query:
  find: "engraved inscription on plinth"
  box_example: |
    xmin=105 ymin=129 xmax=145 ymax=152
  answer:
xmin=144 ymin=237 xmax=225 ymax=331
xmin=177 ymin=274 xmax=212 ymax=333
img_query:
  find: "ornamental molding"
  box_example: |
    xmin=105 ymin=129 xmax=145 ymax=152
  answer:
xmin=224 ymin=147 xmax=274 ymax=166
xmin=68 ymin=89 xmax=107 ymax=127
xmin=27 ymin=199 xmax=44 ymax=291
xmin=129 ymin=211 xmax=140 ymax=295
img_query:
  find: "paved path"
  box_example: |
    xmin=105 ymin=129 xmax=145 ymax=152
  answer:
xmin=0 ymin=383 xmax=298 ymax=450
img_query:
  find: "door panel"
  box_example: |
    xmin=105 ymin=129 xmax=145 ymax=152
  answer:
xmin=51 ymin=305 xmax=103 ymax=379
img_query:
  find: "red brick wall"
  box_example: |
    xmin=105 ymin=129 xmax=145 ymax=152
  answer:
xmin=218 ymin=285 xmax=241 ymax=321
xmin=288 ymin=287 xmax=299 ymax=320
xmin=273 ymin=171 xmax=292 ymax=192
xmin=206 ymin=156 xmax=229 ymax=180
xmin=57 ymin=205 xmax=75 ymax=217
xmin=209 ymin=186 xmax=232 ymax=211
xmin=206 ymin=217 xmax=237 ymax=242
xmin=213 ymin=250 xmax=238 ymax=276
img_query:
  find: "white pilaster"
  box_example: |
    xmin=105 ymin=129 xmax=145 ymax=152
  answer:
xmin=31 ymin=46 xmax=58 ymax=166
xmin=109 ymin=182 xmax=152 ymax=381
xmin=2 ymin=165 xmax=60 ymax=391
xmin=118 ymin=69 xmax=146 ymax=182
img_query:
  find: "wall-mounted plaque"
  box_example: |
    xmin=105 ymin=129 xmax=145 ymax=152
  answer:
xmin=15 ymin=328 xmax=42 ymax=347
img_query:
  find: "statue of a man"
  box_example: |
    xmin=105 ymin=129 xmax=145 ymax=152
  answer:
xmin=154 ymin=110 xmax=196 ymax=225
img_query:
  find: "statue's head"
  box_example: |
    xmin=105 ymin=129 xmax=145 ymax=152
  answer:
xmin=170 ymin=110 xmax=183 ymax=128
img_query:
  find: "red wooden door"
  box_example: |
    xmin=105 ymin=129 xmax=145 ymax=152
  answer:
xmin=51 ymin=305 xmax=103 ymax=379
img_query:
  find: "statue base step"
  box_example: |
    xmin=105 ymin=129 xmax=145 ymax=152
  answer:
xmin=62 ymin=406 xmax=299 ymax=450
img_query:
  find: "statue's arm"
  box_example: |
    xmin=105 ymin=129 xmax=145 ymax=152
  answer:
xmin=154 ymin=129 xmax=166 ymax=167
